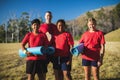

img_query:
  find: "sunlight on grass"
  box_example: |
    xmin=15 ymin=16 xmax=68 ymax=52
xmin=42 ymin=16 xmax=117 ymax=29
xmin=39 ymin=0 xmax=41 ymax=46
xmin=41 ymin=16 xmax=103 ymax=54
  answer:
xmin=105 ymin=28 xmax=120 ymax=42
xmin=0 ymin=41 xmax=120 ymax=80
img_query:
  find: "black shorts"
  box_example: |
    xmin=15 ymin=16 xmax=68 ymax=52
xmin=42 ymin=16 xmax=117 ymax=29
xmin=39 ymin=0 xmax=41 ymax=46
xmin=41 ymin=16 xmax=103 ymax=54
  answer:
xmin=52 ymin=56 xmax=71 ymax=71
xmin=26 ymin=60 xmax=47 ymax=74
xmin=82 ymin=59 xmax=98 ymax=67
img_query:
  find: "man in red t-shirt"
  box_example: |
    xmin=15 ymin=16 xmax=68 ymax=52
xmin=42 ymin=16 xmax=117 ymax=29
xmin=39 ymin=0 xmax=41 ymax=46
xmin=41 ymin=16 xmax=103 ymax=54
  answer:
xmin=39 ymin=11 xmax=59 ymax=66
xmin=39 ymin=11 xmax=58 ymax=41
xmin=79 ymin=18 xmax=105 ymax=80
xmin=21 ymin=19 xmax=48 ymax=80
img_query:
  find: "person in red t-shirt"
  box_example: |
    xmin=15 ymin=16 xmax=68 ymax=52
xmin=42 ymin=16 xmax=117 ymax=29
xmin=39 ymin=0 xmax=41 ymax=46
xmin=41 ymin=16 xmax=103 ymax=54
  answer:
xmin=79 ymin=18 xmax=105 ymax=80
xmin=53 ymin=19 xmax=74 ymax=80
xmin=21 ymin=19 xmax=48 ymax=80
xmin=39 ymin=11 xmax=58 ymax=41
xmin=39 ymin=11 xmax=59 ymax=69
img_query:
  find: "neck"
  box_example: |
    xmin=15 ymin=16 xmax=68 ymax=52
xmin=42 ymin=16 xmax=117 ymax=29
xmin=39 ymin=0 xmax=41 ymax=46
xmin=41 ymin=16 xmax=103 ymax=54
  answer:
xmin=46 ymin=20 xmax=51 ymax=24
xmin=89 ymin=29 xmax=96 ymax=32
xmin=33 ymin=30 xmax=38 ymax=35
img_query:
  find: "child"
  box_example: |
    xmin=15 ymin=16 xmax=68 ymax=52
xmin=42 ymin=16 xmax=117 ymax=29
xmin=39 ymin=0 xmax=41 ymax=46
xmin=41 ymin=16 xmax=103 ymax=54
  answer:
xmin=21 ymin=19 xmax=48 ymax=80
xmin=79 ymin=17 xmax=105 ymax=80
xmin=53 ymin=19 xmax=74 ymax=80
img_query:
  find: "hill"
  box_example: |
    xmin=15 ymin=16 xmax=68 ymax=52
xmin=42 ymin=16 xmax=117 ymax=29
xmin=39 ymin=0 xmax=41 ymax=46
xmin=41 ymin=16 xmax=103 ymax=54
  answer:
xmin=66 ymin=3 xmax=120 ymax=38
xmin=105 ymin=28 xmax=120 ymax=41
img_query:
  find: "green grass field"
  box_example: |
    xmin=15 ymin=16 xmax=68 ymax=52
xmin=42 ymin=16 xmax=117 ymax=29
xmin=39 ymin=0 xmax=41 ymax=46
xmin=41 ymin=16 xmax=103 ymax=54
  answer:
xmin=0 ymin=28 xmax=120 ymax=80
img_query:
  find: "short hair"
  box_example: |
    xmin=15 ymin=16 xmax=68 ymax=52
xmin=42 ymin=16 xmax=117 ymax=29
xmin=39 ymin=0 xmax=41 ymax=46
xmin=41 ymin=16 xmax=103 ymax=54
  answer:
xmin=31 ymin=19 xmax=40 ymax=25
xmin=46 ymin=11 xmax=52 ymax=15
xmin=87 ymin=17 xmax=96 ymax=25
xmin=56 ymin=19 xmax=65 ymax=26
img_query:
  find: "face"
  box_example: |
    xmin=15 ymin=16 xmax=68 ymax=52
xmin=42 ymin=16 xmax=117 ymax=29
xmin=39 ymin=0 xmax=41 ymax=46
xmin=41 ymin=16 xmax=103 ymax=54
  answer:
xmin=87 ymin=21 xmax=96 ymax=31
xmin=45 ymin=12 xmax=52 ymax=21
xmin=31 ymin=23 xmax=39 ymax=31
xmin=57 ymin=22 xmax=65 ymax=33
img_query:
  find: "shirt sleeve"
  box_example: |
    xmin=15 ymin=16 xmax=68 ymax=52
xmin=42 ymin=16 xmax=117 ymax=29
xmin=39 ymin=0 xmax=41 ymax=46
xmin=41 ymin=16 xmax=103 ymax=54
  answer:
xmin=22 ymin=33 xmax=30 ymax=45
xmin=100 ymin=32 xmax=105 ymax=44
xmin=67 ymin=33 xmax=74 ymax=46
xmin=79 ymin=34 xmax=84 ymax=43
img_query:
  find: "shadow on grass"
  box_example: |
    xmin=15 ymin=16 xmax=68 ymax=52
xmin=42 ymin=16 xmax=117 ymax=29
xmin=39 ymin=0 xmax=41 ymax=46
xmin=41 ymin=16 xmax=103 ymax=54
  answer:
xmin=101 ymin=78 xmax=120 ymax=80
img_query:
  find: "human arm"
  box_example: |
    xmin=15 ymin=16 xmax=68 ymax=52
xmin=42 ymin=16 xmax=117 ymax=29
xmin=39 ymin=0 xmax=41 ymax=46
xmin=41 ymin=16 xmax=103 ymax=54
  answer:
xmin=21 ymin=33 xmax=33 ymax=56
xmin=66 ymin=33 xmax=74 ymax=65
xmin=98 ymin=31 xmax=105 ymax=67
xmin=98 ymin=44 xmax=105 ymax=67
xmin=21 ymin=43 xmax=32 ymax=56
xmin=46 ymin=32 xmax=52 ymax=42
xmin=67 ymin=45 xmax=73 ymax=65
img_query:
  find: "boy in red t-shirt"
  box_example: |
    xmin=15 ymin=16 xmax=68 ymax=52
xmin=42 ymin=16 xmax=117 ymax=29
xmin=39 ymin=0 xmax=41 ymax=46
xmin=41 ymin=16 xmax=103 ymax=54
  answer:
xmin=79 ymin=18 xmax=105 ymax=80
xmin=53 ymin=19 xmax=74 ymax=80
xmin=21 ymin=19 xmax=48 ymax=80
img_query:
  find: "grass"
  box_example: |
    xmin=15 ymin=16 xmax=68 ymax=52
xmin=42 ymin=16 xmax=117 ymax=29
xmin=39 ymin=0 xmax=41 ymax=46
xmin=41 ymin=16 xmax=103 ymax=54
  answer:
xmin=0 ymin=28 xmax=120 ymax=80
xmin=105 ymin=28 xmax=120 ymax=42
xmin=0 ymin=41 xmax=120 ymax=80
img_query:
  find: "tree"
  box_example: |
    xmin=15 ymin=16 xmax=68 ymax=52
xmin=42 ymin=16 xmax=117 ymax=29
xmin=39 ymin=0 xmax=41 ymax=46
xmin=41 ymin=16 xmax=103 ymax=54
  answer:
xmin=0 ymin=24 xmax=5 ymax=43
xmin=112 ymin=3 xmax=120 ymax=30
xmin=113 ymin=3 xmax=120 ymax=19
xmin=19 ymin=12 xmax=30 ymax=42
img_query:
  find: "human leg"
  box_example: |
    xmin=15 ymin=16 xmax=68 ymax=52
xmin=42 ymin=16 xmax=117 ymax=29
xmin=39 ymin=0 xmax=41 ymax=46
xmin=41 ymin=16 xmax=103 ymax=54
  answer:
xmin=82 ymin=59 xmax=92 ymax=80
xmin=63 ymin=70 xmax=72 ymax=80
xmin=36 ymin=60 xmax=47 ymax=80
xmin=52 ymin=56 xmax=63 ymax=80
xmin=91 ymin=60 xmax=99 ymax=80
xmin=54 ymin=69 xmax=63 ymax=80
xmin=27 ymin=74 xmax=35 ymax=80
xmin=26 ymin=60 xmax=35 ymax=80
xmin=83 ymin=66 xmax=91 ymax=80
xmin=37 ymin=73 xmax=46 ymax=80
xmin=61 ymin=62 xmax=72 ymax=80
xmin=92 ymin=67 xmax=99 ymax=80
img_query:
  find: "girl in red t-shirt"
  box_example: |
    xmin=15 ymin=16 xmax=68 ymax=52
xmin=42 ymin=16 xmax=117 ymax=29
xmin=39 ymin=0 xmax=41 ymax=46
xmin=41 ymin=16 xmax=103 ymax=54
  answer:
xmin=21 ymin=19 xmax=48 ymax=80
xmin=53 ymin=19 xmax=74 ymax=80
xmin=79 ymin=18 xmax=105 ymax=80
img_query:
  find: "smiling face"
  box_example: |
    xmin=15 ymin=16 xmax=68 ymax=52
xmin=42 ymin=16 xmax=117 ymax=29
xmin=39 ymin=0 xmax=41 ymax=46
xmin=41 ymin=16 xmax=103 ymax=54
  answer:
xmin=57 ymin=22 xmax=65 ymax=33
xmin=31 ymin=23 xmax=39 ymax=32
xmin=87 ymin=18 xmax=96 ymax=31
xmin=87 ymin=21 xmax=96 ymax=31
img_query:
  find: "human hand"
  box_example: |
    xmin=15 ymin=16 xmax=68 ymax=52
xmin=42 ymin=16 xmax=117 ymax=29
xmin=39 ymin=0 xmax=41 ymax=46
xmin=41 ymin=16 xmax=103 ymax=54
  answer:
xmin=66 ymin=60 xmax=72 ymax=65
xmin=26 ymin=52 xmax=34 ymax=57
xmin=46 ymin=32 xmax=52 ymax=41
xmin=97 ymin=60 xmax=103 ymax=67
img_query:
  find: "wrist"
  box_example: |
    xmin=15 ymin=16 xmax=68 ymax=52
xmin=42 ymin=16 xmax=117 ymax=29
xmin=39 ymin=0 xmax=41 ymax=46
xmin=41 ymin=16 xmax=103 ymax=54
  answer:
xmin=23 ymin=49 xmax=27 ymax=54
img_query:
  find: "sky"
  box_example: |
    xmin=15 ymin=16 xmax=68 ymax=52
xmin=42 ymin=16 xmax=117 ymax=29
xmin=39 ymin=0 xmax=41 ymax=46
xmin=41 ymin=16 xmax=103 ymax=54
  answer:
xmin=0 ymin=0 xmax=120 ymax=24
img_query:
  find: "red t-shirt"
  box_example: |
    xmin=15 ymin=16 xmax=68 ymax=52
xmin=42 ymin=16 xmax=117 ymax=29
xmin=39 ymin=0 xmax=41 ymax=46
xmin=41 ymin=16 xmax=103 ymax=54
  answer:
xmin=22 ymin=32 xmax=48 ymax=60
xmin=39 ymin=23 xmax=58 ymax=35
xmin=79 ymin=30 xmax=105 ymax=61
xmin=54 ymin=32 xmax=74 ymax=57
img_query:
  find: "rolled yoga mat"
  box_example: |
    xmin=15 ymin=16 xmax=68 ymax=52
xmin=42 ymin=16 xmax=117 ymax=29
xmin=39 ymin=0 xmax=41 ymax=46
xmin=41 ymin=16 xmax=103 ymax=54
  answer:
xmin=46 ymin=47 xmax=55 ymax=55
xmin=71 ymin=43 xmax=84 ymax=56
xmin=19 ymin=46 xmax=46 ymax=58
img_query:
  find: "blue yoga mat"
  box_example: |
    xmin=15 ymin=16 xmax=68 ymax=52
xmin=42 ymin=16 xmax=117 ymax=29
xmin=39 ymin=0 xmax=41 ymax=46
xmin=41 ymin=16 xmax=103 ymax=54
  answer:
xmin=46 ymin=47 xmax=55 ymax=55
xmin=71 ymin=43 xmax=84 ymax=56
xmin=19 ymin=46 xmax=46 ymax=58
